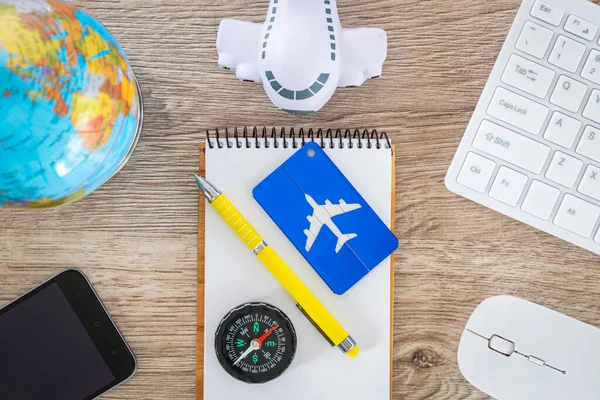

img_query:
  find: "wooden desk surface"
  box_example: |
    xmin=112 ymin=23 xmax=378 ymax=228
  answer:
xmin=2 ymin=0 xmax=600 ymax=398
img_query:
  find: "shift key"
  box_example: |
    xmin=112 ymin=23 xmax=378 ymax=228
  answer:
xmin=473 ymin=120 xmax=550 ymax=174
xmin=487 ymin=87 xmax=549 ymax=134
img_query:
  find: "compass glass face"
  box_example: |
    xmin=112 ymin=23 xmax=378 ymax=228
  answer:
xmin=215 ymin=303 xmax=297 ymax=384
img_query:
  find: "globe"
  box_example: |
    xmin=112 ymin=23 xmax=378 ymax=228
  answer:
xmin=0 ymin=0 xmax=142 ymax=208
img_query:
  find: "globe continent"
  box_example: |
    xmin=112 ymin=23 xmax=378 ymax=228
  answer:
xmin=0 ymin=0 xmax=142 ymax=208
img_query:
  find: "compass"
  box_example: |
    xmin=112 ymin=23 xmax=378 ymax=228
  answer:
xmin=215 ymin=302 xmax=297 ymax=384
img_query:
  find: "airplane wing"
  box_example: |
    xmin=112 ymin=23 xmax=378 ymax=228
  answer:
xmin=304 ymin=216 xmax=323 ymax=252
xmin=323 ymin=200 xmax=362 ymax=217
xmin=338 ymin=28 xmax=387 ymax=88
xmin=216 ymin=19 xmax=263 ymax=83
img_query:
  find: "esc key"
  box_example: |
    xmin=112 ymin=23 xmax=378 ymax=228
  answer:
xmin=531 ymin=0 xmax=564 ymax=27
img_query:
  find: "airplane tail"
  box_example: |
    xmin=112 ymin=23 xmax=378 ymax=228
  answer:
xmin=335 ymin=233 xmax=357 ymax=253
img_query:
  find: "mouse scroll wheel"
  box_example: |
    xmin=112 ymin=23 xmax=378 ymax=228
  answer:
xmin=488 ymin=335 xmax=515 ymax=356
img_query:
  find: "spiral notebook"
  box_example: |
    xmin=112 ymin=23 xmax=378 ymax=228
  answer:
xmin=197 ymin=129 xmax=396 ymax=400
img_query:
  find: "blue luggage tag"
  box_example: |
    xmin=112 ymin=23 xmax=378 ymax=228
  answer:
xmin=253 ymin=142 xmax=399 ymax=295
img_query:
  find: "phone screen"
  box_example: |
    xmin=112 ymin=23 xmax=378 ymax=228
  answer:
xmin=0 ymin=271 xmax=135 ymax=400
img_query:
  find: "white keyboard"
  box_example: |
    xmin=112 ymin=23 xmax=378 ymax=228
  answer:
xmin=446 ymin=0 xmax=600 ymax=255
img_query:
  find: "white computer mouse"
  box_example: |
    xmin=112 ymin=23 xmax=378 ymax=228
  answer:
xmin=458 ymin=295 xmax=600 ymax=399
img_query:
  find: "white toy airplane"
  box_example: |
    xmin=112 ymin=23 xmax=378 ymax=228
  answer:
xmin=303 ymin=194 xmax=362 ymax=253
xmin=216 ymin=0 xmax=387 ymax=114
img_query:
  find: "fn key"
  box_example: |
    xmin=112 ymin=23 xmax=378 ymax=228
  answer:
xmin=457 ymin=152 xmax=496 ymax=193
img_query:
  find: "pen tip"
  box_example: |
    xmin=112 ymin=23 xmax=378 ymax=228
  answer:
xmin=194 ymin=174 xmax=221 ymax=202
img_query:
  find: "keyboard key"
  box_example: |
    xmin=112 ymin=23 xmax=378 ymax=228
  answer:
xmin=489 ymin=166 xmax=528 ymax=206
xmin=502 ymin=54 xmax=555 ymax=98
xmin=522 ymin=180 xmax=560 ymax=220
xmin=581 ymin=50 xmax=600 ymax=85
xmin=565 ymin=15 xmax=598 ymax=41
xmin=531 ymin=1 xmax=564 ymax=26
xmin=583 ymin=89 xmax=600 ymax=124
xmin=473 ymin=120 xmax=550 ymax=173
xmin=578 ymin=165 xmax=600 ymax=201
xmin=550 ymin=75 xmax=588 ymax=112
xmin=457 ymin=152 xmax=495 ymax=192
xmin=544 ymin=112 xmax=581 ymax=148
xmin=549 ymin=35 xmax=586 ymax=72
xmin=554 ymin=194 xmax=600 ymax=237
xmin=487 ymin=88 xmax=549 ymax=135
xmin=516 ymin=21 xmax=554 ymax=59
xmin=545 ymin=151 xmax=583 ymax=188
xmin=576 ymin=126 xmax=600 ymax=162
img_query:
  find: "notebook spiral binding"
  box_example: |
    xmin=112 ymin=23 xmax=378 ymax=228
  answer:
xmin=205 ymin=127 xmax=391 ymax=150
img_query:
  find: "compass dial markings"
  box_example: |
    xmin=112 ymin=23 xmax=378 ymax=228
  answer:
xmin=215 ymin=303 xmax=297 ymax=384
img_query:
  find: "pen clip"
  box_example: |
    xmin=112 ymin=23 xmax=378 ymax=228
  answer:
xmin=296 ymin=304 xmax=335 ymax=346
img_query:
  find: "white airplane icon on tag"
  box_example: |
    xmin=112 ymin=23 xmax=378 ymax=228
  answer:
xmin=303 ymin=194 xmax=362 ymax=253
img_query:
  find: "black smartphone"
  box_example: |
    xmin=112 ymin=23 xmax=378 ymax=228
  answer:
xmin=0 ymin=269 xmax=136 ymax=400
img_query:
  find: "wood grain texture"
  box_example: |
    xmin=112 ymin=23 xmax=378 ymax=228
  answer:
xmin=2 ymin=0 xmax=600 ymax=398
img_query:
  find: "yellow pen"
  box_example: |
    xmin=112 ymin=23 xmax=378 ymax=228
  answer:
xmin=195 ymin=174 xmax=358 ymax=358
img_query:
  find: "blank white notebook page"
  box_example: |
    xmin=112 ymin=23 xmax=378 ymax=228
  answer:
xmin=204 ymin=139 xmax=393 ymax=400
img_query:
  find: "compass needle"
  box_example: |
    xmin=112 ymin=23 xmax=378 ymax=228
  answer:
xmin=233 ymin=345 xmax=255 ymax=366
xmin=257 ymin=324 xmax=279 ymax=344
